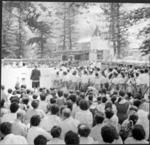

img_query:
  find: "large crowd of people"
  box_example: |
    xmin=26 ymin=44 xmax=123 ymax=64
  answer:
xmin=0 ymin=62 xmax=149 ymax=144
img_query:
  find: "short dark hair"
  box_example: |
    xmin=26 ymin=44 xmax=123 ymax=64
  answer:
xmin=34 ymin=135 xmax=47 ymax=145
xmin=65 ymin=131 xmax=80 ymax=145
xmin=105 ymin=109 xmax=114 ymax=119
xmin=79 ymin=99 xmax=89 ymax=111
xmin=50 ymin=98 xmax=56 ymax=104
xmin=119 ymin=91 xmax=125 ymax=97
xmin=132 ymin=124 xmax=145 ymax=140
xmin=50 ymin=104 xmax=59 ymax=115
xmin=0 ymin=122 xmax=12 ymax=135
xmin=105 ymin=102 xmax=112 ymax=110
xmin=102 ymin=97 xmax=107 ymax=103
xmin=133 ymin=99 xmax=141 ymax=108
xmin=31 ymin=100 xmax=39 ymax=109
xmin=129 ymin=113 xmax=138 ymax=125
xmin=40 ymin=93 xmax=46 ymax=101
xmin=101 ymin=125 xmax=117 ymax=143
xmin=62 ymin=108 xmax=71 ymax=118
xmin=22 ymin=97 xmax=29 ymax=105
xmin=51 ymin=126 xmax=61 ymax=138
xmin=65 ymin=100 xmax=73 ymax=111
xmin=8 ymin=88 xmax=13 ymax=94
xmin=30 ymin=115 xmax=41 ymax=126
xmin=33 ymin=94 xmax=38 ymax=99
xmin=94 ymin=113 xmax=104 ymax=124
xmin=10 ymin=102 xmax=19 ymax=113
xmin=57 ymin=90 xmax=63 ymax=97
xmin=78 ymin=124 xmax=91 ymax=137
xmin=0 ymin=99 xmax=5 ymax=108
xmin=69 ymin=94 xmax=77 ymax=103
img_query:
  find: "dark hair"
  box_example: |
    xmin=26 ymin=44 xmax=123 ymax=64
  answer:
xmin=94 ymin=113 xmax=104 ymax=124
xmin=30 ymin=115 xmax=41 ymax=126
xmin=22 ymin=97 xmax=29 ymax=105
xmin=132 ymin=124 xmax=145 ymax=140
xmin=65 ymin=100 xmax=73 ymax=111
xmin=64 ymin=93 xmax=69 ymax=99
xmin=51 ymin=126 xmax=61 ymax=138
xmin=101 ymin=125 xmax=117 ymax=143
xmin=133 ymin=99 xmax=141 ymax=108
xmin=119 ymin=91 xmax=125 ymax=97
xmin=8 ymin=88 xmax=13 ymax=94
xmin=105 ymin=109 xmax=114 ymax=119
xmin=34 ymin=135 xmax=47 ymax=145
xmin=57 ymin=90 xmax=63 ymax=97
xmin=1 ymin=85 xmax=5 ymax=90
xmin=78 ymin=124 xmax=91 ymax=137
xmin=102 ymin=97 xmax=107 ymax=103
xmin=69 ymin=94 xmax=77 ymax=103
xmin=105 ymin=102 xmax=112 ymax=110
xmin=88 ymin=95 xmax=93 ymax=101
xmin=129 ymin=113 xmax=138 ymax=125
xmin=40 ymin=93 xmax=46 ymax=101
xmin=31 ymin=100 xmax=39 ymax=109
xmin=50 ymin=98 xmax=56 ymax=104
xmin=65 ymin=131 xmax=80 ymax=145
xmin=0 ymin=122 xmax=12 ymax=135
xmin=79 ymin=99 xmax=89 ymax=111
xmin=10 ymin=102 xmax=19 ymax=113
xmin=33 ymin=94 xmax=38 ymax=99
xmin=62 ymin=108 xmax=71 ymax=118
xmin=50 ymin=104 xmax=59 ymax=115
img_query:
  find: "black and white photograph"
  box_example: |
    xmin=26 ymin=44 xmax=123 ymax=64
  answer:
xmin=1 ymin=1 xmax=150 ymax=144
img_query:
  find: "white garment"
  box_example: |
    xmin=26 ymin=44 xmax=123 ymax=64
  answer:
xmin=1 ymin=113 xmax=16 ymax=123
xmin=0 ymin=134 xmax=28 ymax=144
xmin=124 ymin=137 xmax=149 ymax=144
xmin=75 ymin=109 xmax=93 ymax=127
xmin=47 ymin=138 xmax=65 ymax=144
xmin=60 ymin=117 xmax=79 ymax=139
xmin=38 ymin=101 xmax=48 ymax=113
xmin=27 ymin=126 xmax=52 ymax=144
xmin=40 ymin=114 xmax=61 ymax=132
xmin=80 ymin=136 xmax=97 ymax=144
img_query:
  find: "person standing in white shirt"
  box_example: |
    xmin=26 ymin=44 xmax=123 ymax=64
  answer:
xmin=47 ymin=126 xmax=65 ymax=144
xmin=75 ymin=99 xmax=93 ymax=128
xmin=0 ymin=122 xmax=28 ymax=144
xmin=27 ymin=115 xmax=52 ymax=144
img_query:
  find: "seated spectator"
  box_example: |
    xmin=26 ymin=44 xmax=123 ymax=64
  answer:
xmin=1 ymin=102 xmax=19 ymax=123
xmin=27 ymin=115 xmax=52 ymax=144
xmin=38 ymin=93 xmax=47 ymax=113
xmin=11 ymin=111 xmax=28 ymax=137
xmin=47 ymin=126 xmax=65 ymax=144
xmin=96 ymin=96 xmax=107 ymax=113
xmin=64 ymin=131 xmax=80 ymax=145
xmin=34 ymin=135 xmax=47 ymax=145
xmin=101 ymin=124 xmax=123 ymax=144
xmin=60 ymin=108 xmax=79 ymax=139
xmin=90 ymin=113 xmax=104 ymax=142
xmin=40 ymin=104 xmax=61 ymax=132
xmin=0 ymin=122 xmax=28 ymax=144
xmin=124 ymin=124 xmax=149 ymax=144
xmin=0 ymin=99 xmax=9 ymax=118
xmin=78 ymin=124 xmax=96 ymax=144
xmin=75 ymin=99 xmax=93 ymax=128
xmin=25 ymin=100 xmax=45 ymax=124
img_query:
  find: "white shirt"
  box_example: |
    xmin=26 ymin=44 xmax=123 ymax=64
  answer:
xmin=40 ymin=114 xmax=61 ymax=132
xmin=60 ymin=117 xmax=79 ymax=139
xmin=47 ymin=138 xmax=65 ymax=144
xmin=27 ymin=126 xmax=52 ymax=144
xmin=80 ymin=136 xmax=97 ymax=144
xmin=75 ymin=109 xmax=93 ymax=127
xmin=124 ymin=137 xmax=149 ymax=144
xmin=1 ymin=113 xmax=16 ymax=123
xmin=0 ymin=134 xmax=28 ymax=144
xmin=38 ymin=101 xmax=48 ymax=113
